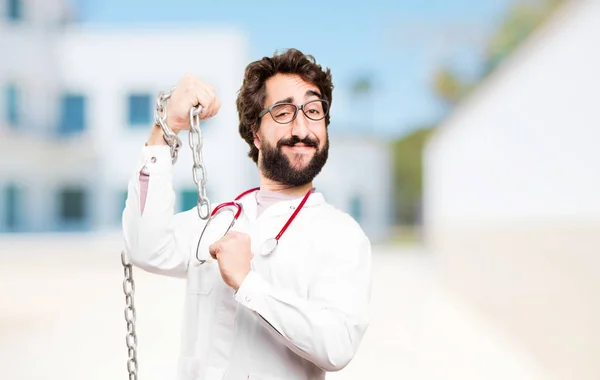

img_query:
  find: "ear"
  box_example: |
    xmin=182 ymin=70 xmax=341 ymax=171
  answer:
xmin=253 ymin=126 xmax=261 ymax=150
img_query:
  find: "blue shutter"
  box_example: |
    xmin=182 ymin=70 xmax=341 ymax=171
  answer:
xmin=4 ymin=184 xmax=20 ymax=231
xmin=349 ymin=195 xmax=363 ymax=223
xmin=180 ymin=189 xmax=199 ymax=212
xmin=8 ymin=0 xmax=22 ymax=21
xmin=6 ymin=84 xmax=19 ymax=126
xmin=58 ymin=188 xmax=88 ymax=231
xmin=59 ymin=94 xmax=86 ymax=135
xmin=128 ymin=94 xmax=152 ymax=127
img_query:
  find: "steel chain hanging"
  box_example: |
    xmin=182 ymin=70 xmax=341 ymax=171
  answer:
xmin=121 ymin=250 xmax=138 ymax=380
xmin=121 ymin=86 xmax=211 ymax=380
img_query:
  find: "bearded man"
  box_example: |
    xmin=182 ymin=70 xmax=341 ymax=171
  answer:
xmin=122 ymin=48 xmax=372 ymax=380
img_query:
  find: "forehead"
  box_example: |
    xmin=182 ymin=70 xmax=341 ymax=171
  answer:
xmin=264 ymin=74 xmax=320 ymax=104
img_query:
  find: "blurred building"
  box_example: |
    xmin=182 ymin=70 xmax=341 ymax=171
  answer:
xmin=0 ymin=0 xmax=391 ymax=242
xmin=423 ymin=1 xmax=599 ymax=379
xmin=316 ymin=133 xmax=392 ymax=242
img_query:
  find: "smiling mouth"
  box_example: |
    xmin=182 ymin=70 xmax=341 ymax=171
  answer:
xmin=284 ymin=144 xmax=316 ymax=152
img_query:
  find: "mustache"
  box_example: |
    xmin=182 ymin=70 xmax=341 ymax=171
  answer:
xmin=277 ymin=136 xmax=319 ymax=149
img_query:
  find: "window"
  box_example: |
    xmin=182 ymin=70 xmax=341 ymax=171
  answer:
xmin=7 ymin=0 xmax=22 ymax=21
xmin=349 ymin=195 xmax=363 ymax=223
xmin=58 ymin=188 xmax=87 ymax=224
xmin=118 ymin=189 xmax=128 ymax=222
xmin=179 ymin=188 xmax=214 ymax=212
xmin=5 ymin=84 xmax=19 ymax=127
xmin=59 ymin=94 xmax=86 ymax=135
xmin=4 ymin=183 xmax=21 ymax=231
xmin=128 ymin=93 xmax=152 ymax=127
xmin=180 ymin=189 xmax=199 ymax=212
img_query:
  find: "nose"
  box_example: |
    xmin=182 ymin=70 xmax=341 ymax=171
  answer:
xmin=290 ymin=109 xmax=310 ymax=139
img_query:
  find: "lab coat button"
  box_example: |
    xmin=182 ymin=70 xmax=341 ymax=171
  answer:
xmin=245 ymin=296 xmax=251 ymax=303
xmin=289 ymin=206 xmax=296 ymax=210
xmin=150 ymin=156 xmax=157 ymax=163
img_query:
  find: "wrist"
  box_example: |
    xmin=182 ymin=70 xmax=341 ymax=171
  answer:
xmin=233 ymin=269 xmax=251 ymax=293
xmin=146 ymin=124 xmax=168 ymax=146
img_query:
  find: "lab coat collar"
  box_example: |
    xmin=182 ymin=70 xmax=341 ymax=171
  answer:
xmin=237 ymin=189 xmax=326 ymax=221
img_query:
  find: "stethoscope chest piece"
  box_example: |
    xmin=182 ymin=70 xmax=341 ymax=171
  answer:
xmin=259 ymin=237 xmax=278 ymax=257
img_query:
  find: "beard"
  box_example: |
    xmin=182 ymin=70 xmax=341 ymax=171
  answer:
xmin=259 ymin=134 xmax=329 ymax=187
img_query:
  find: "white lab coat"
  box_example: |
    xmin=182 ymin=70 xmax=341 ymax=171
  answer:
xmin=122 ymin=145 xmax=372 ymax=380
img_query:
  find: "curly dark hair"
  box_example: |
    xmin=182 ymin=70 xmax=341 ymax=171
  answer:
xmin=236 ymin=48 xmax=333 ymax=164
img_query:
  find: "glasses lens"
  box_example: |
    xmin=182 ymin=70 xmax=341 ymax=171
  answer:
xmin=197 ymin=206 xmax=236 ymax=261
xmin=303 ymin=100 xmax=328 ymax=121
xmin=270 ymin=104 xmax=297 ymax=123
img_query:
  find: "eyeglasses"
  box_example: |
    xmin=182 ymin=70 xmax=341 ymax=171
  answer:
xmin=258 ymin=99 xmax=329 ymax=124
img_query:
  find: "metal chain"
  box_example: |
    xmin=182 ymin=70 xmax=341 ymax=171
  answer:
xmin=154 ymin=87 xmax=182 ymax=164
xmin=154 ymin=87 xmax=210 ymax=220
xmin=188 ymin=107 xmax=211 ymax=220
xmin=120 ymin=87 xmax=212 ymax=379
xmin=121 ymin=250 xmax=138 ymax=380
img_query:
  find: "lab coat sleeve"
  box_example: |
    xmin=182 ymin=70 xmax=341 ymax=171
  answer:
xmin=121 ymin=145 xmax=192 ymax=278
xmin=234 ymin=216 xmax=372 ymax=372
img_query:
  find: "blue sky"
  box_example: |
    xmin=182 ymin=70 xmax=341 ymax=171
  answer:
xmin=72 ymin=0 xmax=517 ymax=139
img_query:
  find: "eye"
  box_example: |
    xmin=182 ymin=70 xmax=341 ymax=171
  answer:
xmin=276 ymin=111 xmax=291 ymax=117
xmin=272 ymin=104 xmax=296 ymax=119
xmin=304 ymin=100 xmax=326 ymax=116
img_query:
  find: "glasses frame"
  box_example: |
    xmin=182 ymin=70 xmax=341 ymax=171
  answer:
xmin=258 ymin=99 xmax=330 ymax=124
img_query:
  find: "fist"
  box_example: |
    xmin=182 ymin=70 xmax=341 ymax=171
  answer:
xmin=166 ymin=74 xmax=221 ymax=133
xmin=209 ymin=231 xmax=253 ymax=292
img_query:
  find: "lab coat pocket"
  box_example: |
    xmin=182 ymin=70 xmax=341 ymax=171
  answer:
xmin=186 ymin=262 xmax=216 ymax=295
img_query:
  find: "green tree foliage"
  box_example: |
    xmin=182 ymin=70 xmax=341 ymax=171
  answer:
xmin=351 ymin=76 xmax=373 ymax=95
xmin=432 ymin=66 xmax=472 ymax=107
xmin=483 ymin=0 xmax=566 ymax=75
xmin=433 ymin=0 xmax=566 ymax=106
xmin=392 ymin=126 xmax=434 ymax=225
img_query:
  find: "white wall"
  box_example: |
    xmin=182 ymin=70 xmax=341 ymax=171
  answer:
xmin=423 ymin=2 xmax=600 ymax=379
xmin=317 ymin=133 xmax=392 ymax=242
xmin=0 ymin=0 xmax=75 ymax=232
xmin=425 ymin=0 xmax=600 ymax=227
xmin=0 ymin=0 xmax=68 ymax=136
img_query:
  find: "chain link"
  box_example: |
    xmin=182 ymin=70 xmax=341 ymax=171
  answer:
xmin=188 ymin=107 xmax=211 ymax=220
xmin=154 ymin=87 xmax=182 ymax=164
xmin=121 ymin=250 xmax=138 ymax=380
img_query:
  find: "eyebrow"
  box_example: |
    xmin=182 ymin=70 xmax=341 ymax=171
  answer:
xmin=273 ymin=96 xmax=294 ymax=106
xmin=305 ymin=89 xmax=322 ymax=99
xmin=272 ymin=90 xmax=323 ymax=106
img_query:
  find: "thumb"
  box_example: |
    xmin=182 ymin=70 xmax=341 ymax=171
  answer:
xmin=208 ymin=243 xmax=220 ymax=260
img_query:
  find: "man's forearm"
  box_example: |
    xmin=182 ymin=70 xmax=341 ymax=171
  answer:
xmin=122 ymin=145 xmax=190 ymax=277
xmin=235 ymin=270 xmax=369 ymax=372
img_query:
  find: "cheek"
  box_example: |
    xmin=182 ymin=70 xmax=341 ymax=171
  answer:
xmin=265 ymin=127 xmax=286 ymax=144
xmin=255 ymin=123 xmax=281 ymax=148
xmin=313 ymin=124 xmax=327 ymax=145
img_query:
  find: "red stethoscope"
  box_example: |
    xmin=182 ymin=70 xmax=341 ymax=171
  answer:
xmin=195 ymin=186 xmax=315 ymax=265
